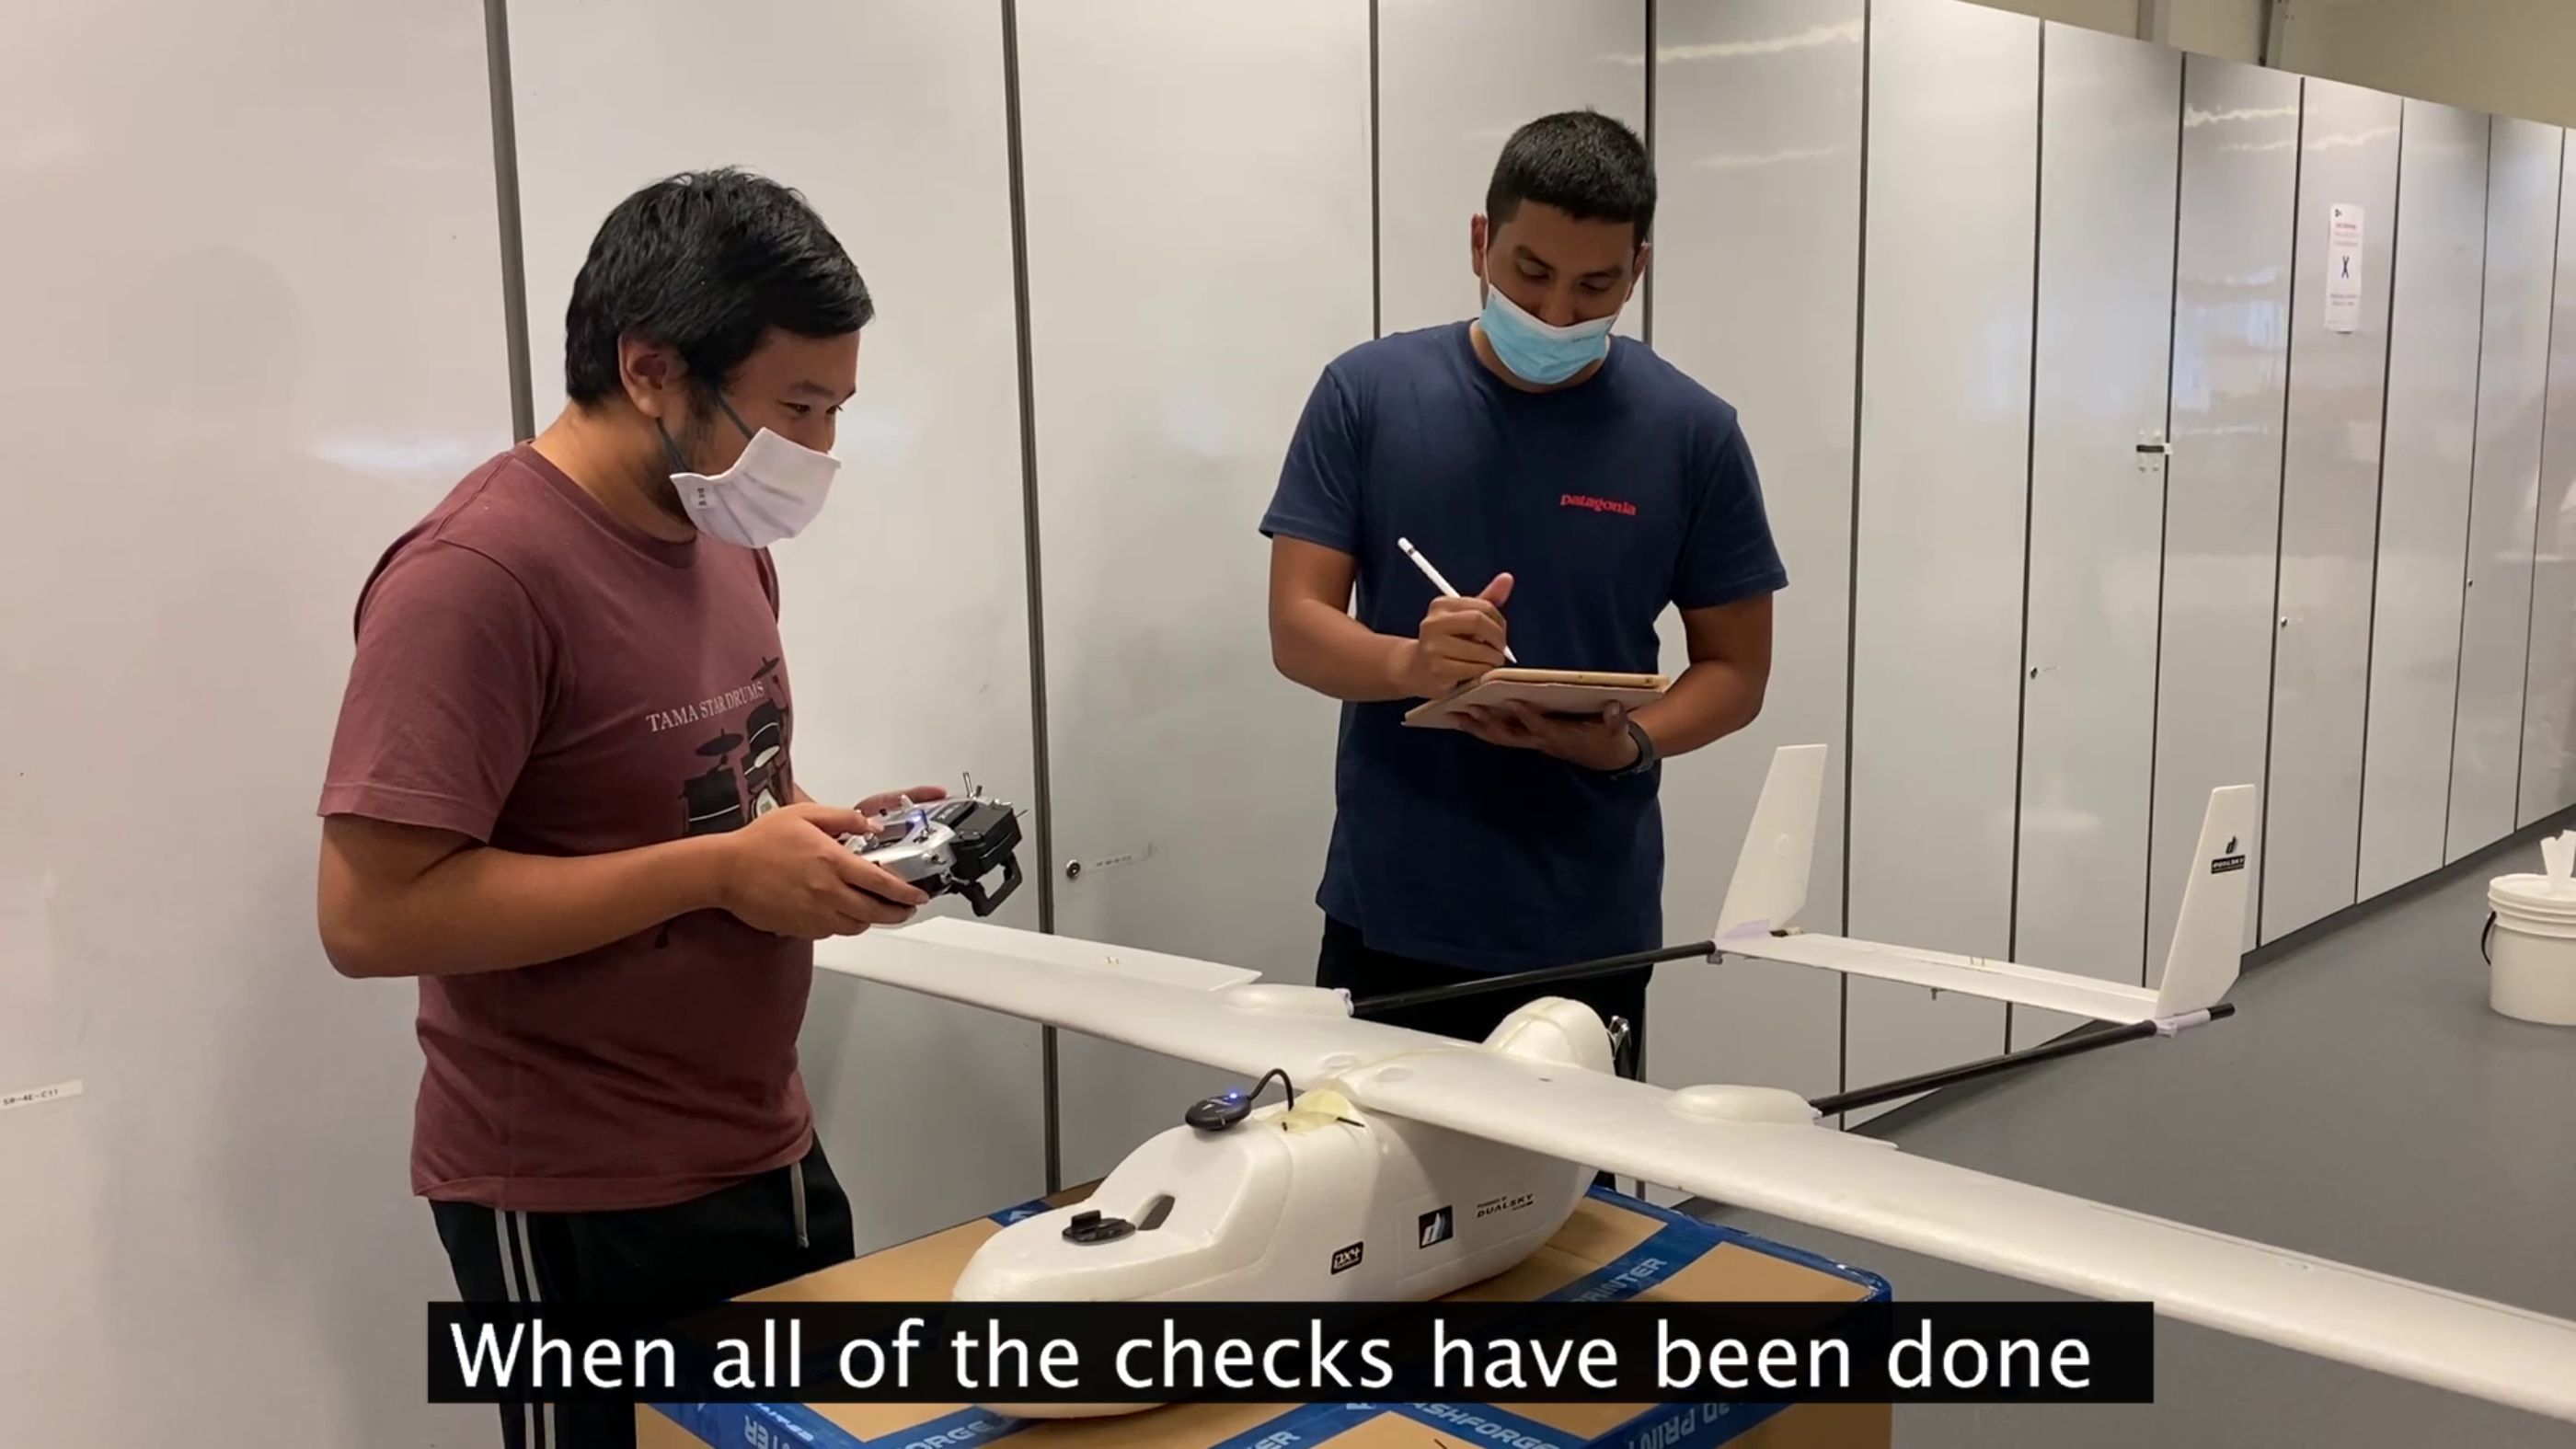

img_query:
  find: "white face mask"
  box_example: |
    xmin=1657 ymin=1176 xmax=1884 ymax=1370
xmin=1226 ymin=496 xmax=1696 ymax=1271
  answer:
xmin=663 ymin=396 xmax=841 ymax=548
xmin=1479 ymin=260 xmax=1621 ymax=386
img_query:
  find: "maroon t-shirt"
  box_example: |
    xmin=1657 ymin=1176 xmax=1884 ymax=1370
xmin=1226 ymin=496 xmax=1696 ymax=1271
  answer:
xmin=320 ymin=444 xmax=815 ymax=1213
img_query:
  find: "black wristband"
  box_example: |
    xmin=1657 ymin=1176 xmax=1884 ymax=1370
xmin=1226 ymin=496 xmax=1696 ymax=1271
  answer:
xmin=1608 ymin=717 xmax=1658 ymax=777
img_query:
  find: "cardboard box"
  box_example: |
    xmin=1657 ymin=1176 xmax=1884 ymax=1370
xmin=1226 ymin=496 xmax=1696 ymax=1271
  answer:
xmin=639 ymin=1185 xmax=1892 ymax=1449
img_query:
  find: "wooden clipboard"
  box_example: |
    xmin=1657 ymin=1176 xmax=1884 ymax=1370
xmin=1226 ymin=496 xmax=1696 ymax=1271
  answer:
xmin=1402 ymin=668 xmax=1670 ymax=730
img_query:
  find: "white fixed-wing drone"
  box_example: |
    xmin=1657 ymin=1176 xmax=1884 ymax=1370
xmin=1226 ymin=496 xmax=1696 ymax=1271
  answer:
xmin=815 ymin=744 xmax=2576 ymax=1425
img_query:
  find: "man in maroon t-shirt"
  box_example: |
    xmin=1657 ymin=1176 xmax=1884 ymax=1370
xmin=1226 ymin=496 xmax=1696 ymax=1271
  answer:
xmin=317 ymin=169 xmax=931 ymax=1449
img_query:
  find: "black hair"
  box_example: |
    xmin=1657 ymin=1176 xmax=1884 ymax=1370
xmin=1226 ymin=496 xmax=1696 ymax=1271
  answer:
xmin=562 ymin=167 xmax=872 ymax=407
xmin=1484 ymin=109 xmax=1656 ymax=246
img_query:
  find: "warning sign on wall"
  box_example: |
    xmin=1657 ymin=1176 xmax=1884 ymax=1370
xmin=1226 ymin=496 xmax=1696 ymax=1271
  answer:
xmin=2325 ymin=203 xmax=2364 ymax=334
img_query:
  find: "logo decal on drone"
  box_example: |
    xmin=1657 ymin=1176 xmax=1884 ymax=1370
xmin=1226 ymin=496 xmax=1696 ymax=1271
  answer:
xmin=1331 ymin=1241 xmax=1365 ymax=1274
xmin=1418 ymin=1207 xmax=1455 ymax=1248
xmin=2212 ymin=834 xmax=2248 ymax=876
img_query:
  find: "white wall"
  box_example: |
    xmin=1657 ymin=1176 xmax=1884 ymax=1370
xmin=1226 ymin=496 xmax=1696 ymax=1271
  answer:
xmin=2012 ymin=24 xmax=2182 ymax=1048
xmin=0 ymin=0 xmax=511 ymax=1444
xmin=1844 ymin=0 xmax=2039 ymax=1108
xmin=2524 ymin=145 xmax=2576 ymax=824
xmin=2358 ymin=103 xmax=2489 ymax=898
xmin=1645 ymin=0 xmax=1865 ymax=1108
xmin=2150 ymin=53 xmax=2302 ymax=972
xmin=1375 ymin=0 xmax=1645 ymax=339
xmin=1013 ymin=0 xmax=1374 ymax=1187
xmin=2453 ymin=121 xmax=2565 ymax=855
xmin=2262 ymin=77 xmax=2402 ymax=941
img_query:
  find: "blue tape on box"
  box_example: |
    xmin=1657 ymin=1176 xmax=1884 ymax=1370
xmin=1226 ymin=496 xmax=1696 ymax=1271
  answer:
xmin=1557 ymin=1186 xmax=1893 ymax=1305
xmin=986 ymin=1196 xmax=1053 ymax=1227
xmin=1199 ymin=1398 xmax=1790 ymax=1449
xmin=651 ymin=1400 xmax=861 ymax=1448
xmin=653 ymin=1187 xmax=1888 ymax=1449
xmin=1593 ymin=1399 xmax=1791 ymax=1449
xmin=649 ymin=1402 xmax=1026 ymax=1449
xmin=1203 ymin=1401 xmax=1596 ymax=1449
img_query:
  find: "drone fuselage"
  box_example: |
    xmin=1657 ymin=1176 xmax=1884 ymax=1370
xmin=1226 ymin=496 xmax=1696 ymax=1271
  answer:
xmin=951 ymin=998 xmax=1613 ymax=1418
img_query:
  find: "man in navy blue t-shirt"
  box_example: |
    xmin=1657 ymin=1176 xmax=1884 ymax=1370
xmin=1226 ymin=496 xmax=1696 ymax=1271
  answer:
xmin=1261 ymin=110 xmax=1785 ymax=1057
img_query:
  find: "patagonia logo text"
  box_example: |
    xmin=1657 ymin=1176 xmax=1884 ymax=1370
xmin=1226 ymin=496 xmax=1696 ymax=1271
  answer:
xmin=1561 ymin=493 xmax=1638 ymax=516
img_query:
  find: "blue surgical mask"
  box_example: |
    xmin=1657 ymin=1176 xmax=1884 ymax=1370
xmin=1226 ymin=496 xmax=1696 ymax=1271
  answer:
xmin=1478 ymin=269 xmax=1619 ymax=385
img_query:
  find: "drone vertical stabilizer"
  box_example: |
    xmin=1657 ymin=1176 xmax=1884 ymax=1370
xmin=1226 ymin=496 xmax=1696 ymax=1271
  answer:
xmin=2152 ymin=784 xmax=2260 ymax=1016
xmin=1714 ymin=743 xmax=1827 ymax=941
xmin=1708 ymin=746 xmax=2256 ymax=1027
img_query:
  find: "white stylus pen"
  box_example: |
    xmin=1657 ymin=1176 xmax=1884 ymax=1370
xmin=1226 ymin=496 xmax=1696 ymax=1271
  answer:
xmin=1397 ymin=536 xmax=1517 ymax=664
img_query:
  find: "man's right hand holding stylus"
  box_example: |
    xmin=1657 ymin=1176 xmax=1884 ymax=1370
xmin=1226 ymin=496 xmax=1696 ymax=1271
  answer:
xmin=1396 ymin=572 xmax=1513 ymax=698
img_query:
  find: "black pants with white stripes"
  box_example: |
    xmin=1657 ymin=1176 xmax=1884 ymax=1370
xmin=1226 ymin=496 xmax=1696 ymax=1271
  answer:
xmin=430 ymin=1136 xmax=857 ymax=1449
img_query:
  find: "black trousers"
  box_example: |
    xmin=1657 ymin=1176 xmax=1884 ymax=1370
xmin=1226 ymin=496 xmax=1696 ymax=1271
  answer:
xmin=431 ymin=1136 xmax=856 ymax=1449
xmin=1315 ymin=916 xmax=1651 ymax=1066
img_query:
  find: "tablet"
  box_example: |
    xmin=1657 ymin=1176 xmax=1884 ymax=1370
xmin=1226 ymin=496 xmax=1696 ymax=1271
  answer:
xmin=1402 ymin=668 xmax=1671 ymax=730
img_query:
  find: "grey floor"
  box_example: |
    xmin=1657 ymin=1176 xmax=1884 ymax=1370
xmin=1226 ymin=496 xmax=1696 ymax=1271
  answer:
xmin=1688 ymin=852 xmax=2576 ymax=1447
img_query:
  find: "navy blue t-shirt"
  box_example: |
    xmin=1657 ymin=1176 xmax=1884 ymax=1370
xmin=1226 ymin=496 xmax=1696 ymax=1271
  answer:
xmin=1261 ymin=322 xmax=1787 ymax=973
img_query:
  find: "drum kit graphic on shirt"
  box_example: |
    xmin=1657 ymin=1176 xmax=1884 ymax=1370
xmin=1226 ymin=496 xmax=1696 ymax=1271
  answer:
xmin=679 ymin=656 xmax=791 ymax=838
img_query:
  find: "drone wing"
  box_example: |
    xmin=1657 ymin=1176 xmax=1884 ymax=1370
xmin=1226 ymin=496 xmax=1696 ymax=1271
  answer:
xmin=818 ymin=919 xmax=2576 ymax=1424
xmin=848 ymin=914 xmax=1260 ymax=993
xmin=1335 ymin=1046 xmax=2576 ymax=1425
xmin=1712 ymin=745 xmax=2254 ymax=1024
xmin=815 ymin=915 xmax=1439 ymax=1082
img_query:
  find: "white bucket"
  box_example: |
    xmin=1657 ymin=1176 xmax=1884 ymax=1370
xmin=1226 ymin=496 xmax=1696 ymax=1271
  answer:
xmin=2486 ymin=872 xmax=2576 ymax=1026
